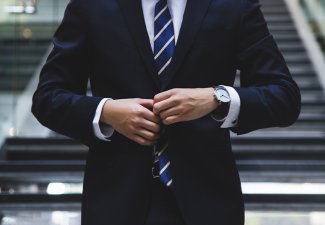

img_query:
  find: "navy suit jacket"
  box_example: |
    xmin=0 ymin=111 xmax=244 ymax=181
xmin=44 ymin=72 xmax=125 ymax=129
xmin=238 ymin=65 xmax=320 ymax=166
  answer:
xmin=32 ymin=0 xmax=301 ymax=224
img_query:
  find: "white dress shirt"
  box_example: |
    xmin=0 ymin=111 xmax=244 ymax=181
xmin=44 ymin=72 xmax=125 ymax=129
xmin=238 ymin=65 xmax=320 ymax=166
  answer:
xmin=93 ymin=0 xmax=241 ymax=140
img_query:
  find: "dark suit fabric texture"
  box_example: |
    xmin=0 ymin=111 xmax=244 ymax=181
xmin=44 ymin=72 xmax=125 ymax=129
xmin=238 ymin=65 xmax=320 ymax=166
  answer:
xmin=144 ymin=179 xmax=186 ymax=225
xmin=32 ymin=0 xmax=301 ymax=224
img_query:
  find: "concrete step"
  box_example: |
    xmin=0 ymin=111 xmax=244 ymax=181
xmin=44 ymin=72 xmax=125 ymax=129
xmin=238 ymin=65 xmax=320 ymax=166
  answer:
xmin=0 ymin=56 xmax=42 ymax=65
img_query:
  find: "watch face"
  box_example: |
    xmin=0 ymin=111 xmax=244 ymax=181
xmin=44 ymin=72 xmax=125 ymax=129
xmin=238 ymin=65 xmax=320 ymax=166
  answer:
xmin=216 ymin=88 xmax=231 ymax=103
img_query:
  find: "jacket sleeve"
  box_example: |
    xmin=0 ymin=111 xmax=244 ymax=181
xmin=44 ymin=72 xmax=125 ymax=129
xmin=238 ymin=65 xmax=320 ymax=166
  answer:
xmin=232 ymin=0 xmax=301 ymax=134
xmin=31 ymin=0 xmax=103 ymax=145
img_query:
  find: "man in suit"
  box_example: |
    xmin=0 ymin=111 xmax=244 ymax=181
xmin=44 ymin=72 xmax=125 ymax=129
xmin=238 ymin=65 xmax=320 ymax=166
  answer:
xmin=32 ymin=0 xmax=301 ymax=224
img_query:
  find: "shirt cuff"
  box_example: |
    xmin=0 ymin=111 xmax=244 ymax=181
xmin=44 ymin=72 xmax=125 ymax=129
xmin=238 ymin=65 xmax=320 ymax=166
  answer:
xmin=211 ymin=85 xmax=241 ymax=128
xmin=92 ymin=98 xmax=115 ymax=141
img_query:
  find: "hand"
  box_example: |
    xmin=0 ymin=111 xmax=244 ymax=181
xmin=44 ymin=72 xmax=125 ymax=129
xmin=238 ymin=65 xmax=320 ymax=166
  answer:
xmin=153 ymin=88 xmax=218 ymax=125
xmin=100 ymin=98 xmax=161 ymax=146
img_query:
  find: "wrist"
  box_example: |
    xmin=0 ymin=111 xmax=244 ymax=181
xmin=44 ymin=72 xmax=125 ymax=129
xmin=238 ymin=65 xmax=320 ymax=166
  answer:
xmin=207 ymin=87 xmax=219 ymax=112
xmin=211 ymin=86 xmax=231 ymax=119
xmin=100 ymin=99 xmax=115 ymax=126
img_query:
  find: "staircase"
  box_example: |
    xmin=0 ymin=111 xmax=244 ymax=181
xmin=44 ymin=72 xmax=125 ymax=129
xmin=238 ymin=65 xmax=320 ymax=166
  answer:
xmin=236 ymin=0 xmax=325 ymax=138
xmin=0 ymin=0 xmax=325 ymax=218
xmin=232 ymin=0 xmax=325 ymax=209
xmin=0 ymin=23 xmax=54 ymax=140
xmin=0 ymin=37 xmax=50 ymax=92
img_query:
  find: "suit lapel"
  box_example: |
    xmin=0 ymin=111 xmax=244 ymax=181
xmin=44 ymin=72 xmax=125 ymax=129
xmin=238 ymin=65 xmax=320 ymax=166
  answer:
xmin=161 ymin=0 xmax=213 ymax=90
xmin=116 ymin=0 xmax=160 ymax=90
xmin=116 ymin=0 xmax=213 ymax=91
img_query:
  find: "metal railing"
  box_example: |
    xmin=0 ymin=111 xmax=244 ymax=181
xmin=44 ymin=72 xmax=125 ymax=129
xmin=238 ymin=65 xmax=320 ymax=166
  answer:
xmin=0 ymin=0 xmax=69 ymax=142
xmin=295 ymin=0 xmax=325 ymax=91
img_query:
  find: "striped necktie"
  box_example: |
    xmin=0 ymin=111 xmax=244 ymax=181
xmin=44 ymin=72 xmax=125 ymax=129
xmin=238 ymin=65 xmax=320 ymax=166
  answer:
xmin=152 ymin=0 xmax=175 ymax=188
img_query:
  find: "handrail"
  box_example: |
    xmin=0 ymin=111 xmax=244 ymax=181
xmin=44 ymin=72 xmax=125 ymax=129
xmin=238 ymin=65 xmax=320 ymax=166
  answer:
xmin=285 ymin=0 xmax=325 ymax=93
xmin=301 ymin=0 xmax=325 ymax=39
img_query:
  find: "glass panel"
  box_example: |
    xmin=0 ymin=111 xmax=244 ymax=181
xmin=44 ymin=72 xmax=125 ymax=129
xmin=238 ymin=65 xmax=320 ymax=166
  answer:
xmin=0 ymin=0 xmax=69 ymax=142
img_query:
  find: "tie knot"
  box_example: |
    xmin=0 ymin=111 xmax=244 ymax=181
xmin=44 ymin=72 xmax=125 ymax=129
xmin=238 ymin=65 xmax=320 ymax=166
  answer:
xmin=155 ymin=0 xmax=168 ymax=14
xmin=157 ymin=0 xmax=168 ymax=5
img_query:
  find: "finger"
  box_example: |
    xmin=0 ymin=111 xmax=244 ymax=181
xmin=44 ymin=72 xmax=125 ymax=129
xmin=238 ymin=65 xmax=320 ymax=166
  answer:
xmin=142 ymin=108 xmax=161 ymax=123
xmin=153 ymin=89 xmax=177 ymax=104
xmin=140 ymin=119 xmax=161 ymax=133
xmin=159 ymin=107 xmax=181 ymax=120
xmin=162 ymin=115 xmax=181 ymax=125
xmin=137 ymin=99 xmax=154 ymax=110
xmin=134 ymin=129 xmax=159 ymax=143
xmin=153 ymin=97 xmax=177 ymax=115
xmin=132 ymin=134 xmax=155 ymax=146
xmin=136 ymin=128 xmax=159 ymax=141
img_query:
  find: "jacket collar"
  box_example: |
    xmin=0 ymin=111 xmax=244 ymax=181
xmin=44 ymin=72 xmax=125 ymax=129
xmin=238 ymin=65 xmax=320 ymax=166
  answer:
xmin=117 ymin=0 xmax=213 ymax=91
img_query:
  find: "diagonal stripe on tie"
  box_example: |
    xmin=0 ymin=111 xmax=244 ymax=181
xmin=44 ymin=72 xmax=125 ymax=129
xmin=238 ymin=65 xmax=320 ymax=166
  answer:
xmin=158 ymin=144 xmax=168 ymax=156
xmin=154 ymin=19 xmax=173 ymax=40
xmin=154 ymin=35 xmax=174 ymax=60
xmin=154 ymin=5 xmax=168 ymax=21
xmin=158 ymin=58 xmax=171 ymax=75
xmin=160 ymin=161 xmax=171 ymax=175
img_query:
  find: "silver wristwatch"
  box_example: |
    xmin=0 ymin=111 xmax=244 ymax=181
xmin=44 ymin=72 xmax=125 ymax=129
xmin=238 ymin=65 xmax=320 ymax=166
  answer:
xmin=211 ymin=86 xmax=231 ymax=120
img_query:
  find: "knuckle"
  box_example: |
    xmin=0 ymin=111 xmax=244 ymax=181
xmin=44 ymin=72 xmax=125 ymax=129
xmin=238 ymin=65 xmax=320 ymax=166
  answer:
xmin=133 ymin=107 xmax=143 ymax=116
xmin=130 ymin=117 xmax=138 ymax=125
xmin=159 ymin=112 xmax=165 ymax=119
xmin=171 ymin=97 xmax=178 ymax=104
xmin=163 ymin=119 xmax=170 ymax=125
xmin=149 ymin=132 xmax=156 ymax=139
xmin=127 ymin=123 xmax=135 ymax=130
xmin=144 ymin=133 xmax=152 ymax=141
xmin=138 ymin=138 xmax=146 ymax=145
xmin=142 ymin=140 xmax=151 ymax=146
xmin=146 ymin=132 xmax=153 ymax=139
xmin=150 ymin=134 xmax=156 ymax=141
xmin=154 ymin=95 xmax=160 ymax=101
xmin=139 ymin=109 xmax=146 ymax=116
xmin=181 ymin=107 xmax=188 ymax=115
xmin=136 ymin=117 xmax=145 ymax=125
xmin=137 ymin=109 xmax=144 ymax=117
xmin=154 ymin=106 xmax=159 ymax=113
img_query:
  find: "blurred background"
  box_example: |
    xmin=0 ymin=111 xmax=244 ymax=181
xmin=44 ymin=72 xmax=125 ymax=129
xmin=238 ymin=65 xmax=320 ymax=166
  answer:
xmin=0 ymin=0 xmax=325 ymax=224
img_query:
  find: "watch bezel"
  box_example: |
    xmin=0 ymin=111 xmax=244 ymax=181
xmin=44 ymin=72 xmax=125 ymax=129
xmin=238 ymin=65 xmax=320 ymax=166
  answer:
xmin=211 ymin=86 xmax=231 ymax=120
xmin=214 ymin=86 xmax=231 ymax=103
